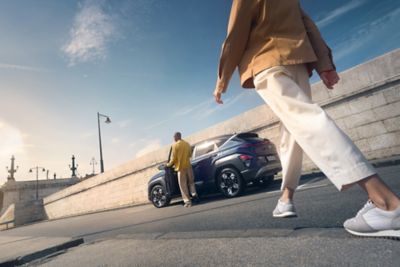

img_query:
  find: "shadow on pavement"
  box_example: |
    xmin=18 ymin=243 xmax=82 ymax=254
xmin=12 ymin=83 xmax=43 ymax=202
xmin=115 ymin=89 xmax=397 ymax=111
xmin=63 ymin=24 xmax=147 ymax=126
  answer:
xmin=77 ymin=174 xmax=328 ymax=240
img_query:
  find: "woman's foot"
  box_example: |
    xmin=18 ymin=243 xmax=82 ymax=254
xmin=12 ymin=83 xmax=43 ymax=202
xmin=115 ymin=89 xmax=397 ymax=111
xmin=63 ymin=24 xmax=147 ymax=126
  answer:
xmin=273 ymin=199 xmax=297 ymax=218
xmin=344 ymin=200 xmax=400 ymax=238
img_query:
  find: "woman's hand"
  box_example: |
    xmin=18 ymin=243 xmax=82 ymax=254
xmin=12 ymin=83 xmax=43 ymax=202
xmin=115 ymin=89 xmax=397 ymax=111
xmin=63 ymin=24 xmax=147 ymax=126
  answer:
xmin=319 ymin=70 xmax=340 ymax=89
xmin=213 ymin=89 xmax=224 ymax=104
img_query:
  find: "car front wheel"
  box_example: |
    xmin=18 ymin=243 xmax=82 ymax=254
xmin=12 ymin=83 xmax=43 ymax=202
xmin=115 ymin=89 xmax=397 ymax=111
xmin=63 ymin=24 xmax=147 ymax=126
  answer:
xmin=217 ymin=168 xmax=244 ymax=198
xmin=150 ymin=185 xmax=171 ymax=208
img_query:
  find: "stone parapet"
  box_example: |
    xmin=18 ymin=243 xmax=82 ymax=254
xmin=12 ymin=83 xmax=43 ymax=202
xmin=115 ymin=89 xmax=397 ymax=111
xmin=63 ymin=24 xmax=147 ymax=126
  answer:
xmin=43 ymin=49 xmax=400 ymax=220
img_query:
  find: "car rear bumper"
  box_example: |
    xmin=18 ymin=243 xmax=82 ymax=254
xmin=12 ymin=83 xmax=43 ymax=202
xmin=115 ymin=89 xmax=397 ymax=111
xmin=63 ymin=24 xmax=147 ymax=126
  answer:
xmin=240 ymin=162 xmax=282 ymax=181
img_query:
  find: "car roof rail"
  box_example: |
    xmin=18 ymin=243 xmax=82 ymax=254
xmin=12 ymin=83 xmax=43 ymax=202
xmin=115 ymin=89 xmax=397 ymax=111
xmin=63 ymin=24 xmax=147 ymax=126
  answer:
xmin=236 ymin=132 xmax=259 ymax=138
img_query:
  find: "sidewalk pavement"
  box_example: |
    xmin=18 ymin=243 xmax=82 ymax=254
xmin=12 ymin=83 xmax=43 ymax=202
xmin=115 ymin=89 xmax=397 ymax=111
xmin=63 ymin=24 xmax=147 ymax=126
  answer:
xmin=1 ymin=156 xmax=399 ymax=266
xmin=31 ymin=230 xmax=400 ymax=267
xmin=0 ymin=236 xmax=83 ymax=267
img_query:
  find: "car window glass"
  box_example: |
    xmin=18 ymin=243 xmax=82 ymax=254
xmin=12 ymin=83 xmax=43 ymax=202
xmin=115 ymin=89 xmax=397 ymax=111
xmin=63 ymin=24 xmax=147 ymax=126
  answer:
xmin=194 ymin=141 xmax=216 ymax=158
xmin=214 ymin=137 xmax=229 ymax=148
xmin=239 ymin=137 xmax=264 ymax=143
xmin=225 ymin=138 xmax=242 ymax=148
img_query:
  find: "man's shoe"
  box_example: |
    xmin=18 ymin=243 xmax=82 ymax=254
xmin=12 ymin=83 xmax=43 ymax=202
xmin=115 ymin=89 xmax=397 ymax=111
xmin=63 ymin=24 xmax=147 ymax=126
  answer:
xmin=184 ymin=202 xmax=192 ymax=208
xmin=273 ymin=199 xmax=297 ymax=218
xmin=344 ymin=200 xmax=400 ymax=239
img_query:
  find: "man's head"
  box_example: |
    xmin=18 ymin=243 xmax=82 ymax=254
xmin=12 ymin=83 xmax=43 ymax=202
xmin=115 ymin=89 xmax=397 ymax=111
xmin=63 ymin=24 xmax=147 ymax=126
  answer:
xmin=173 ymin=132 xmax=182 ymax=142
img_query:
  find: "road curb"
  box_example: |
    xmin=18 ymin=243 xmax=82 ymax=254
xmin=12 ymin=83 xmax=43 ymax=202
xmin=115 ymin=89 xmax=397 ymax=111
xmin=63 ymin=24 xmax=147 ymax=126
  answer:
xmin=0 ymin=238 xmax=84 ymax=267
xmin=274 ymin=155 xmax=400 ymax=181
xmin=371 ymin=157 xmax=400 ymax=168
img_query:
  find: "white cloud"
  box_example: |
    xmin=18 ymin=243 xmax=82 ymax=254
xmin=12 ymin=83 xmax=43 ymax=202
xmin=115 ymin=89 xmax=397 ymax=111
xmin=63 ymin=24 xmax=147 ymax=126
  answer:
xmin=63 ymin=0 xmax=118 ymax=65
xmin=197 ymin=92 xmax=246 ymax=119
xmin=111 ymin=137 xmax=120 ymax=144
xmin=142 ymin=98 xmax=214 ymax=131
xmin=135 ymin=139 xmax=162 ymax=158
xmin=316 ymin=0 xmax=369 ymax=28
xmin=334 ymin=7 xmax=400 ymax=60
xmin=143 ymin=93 xmax=249 ymax=131
xmin=0 ymin=63 xmax=49 ymax=72
xmin=143 ymin=118 xmax=171 ymax=131
xmin=81 ymin=132 xmax=96 ymax=139
xmin=174 ymin=98 xmax=214 ymax=117
xmin=116 ymin=119 xmax=132 ymax=129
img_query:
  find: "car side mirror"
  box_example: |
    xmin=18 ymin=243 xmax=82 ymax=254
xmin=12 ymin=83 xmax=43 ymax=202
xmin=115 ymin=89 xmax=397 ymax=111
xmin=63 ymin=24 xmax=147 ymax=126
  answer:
xmin=158 ymin=164 xmax=166 ymax=171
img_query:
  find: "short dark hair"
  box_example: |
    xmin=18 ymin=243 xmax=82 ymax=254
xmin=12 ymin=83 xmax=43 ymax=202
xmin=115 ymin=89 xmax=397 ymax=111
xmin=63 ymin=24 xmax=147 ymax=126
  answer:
xmin=174 ymin=132 xmax=182 ymax=139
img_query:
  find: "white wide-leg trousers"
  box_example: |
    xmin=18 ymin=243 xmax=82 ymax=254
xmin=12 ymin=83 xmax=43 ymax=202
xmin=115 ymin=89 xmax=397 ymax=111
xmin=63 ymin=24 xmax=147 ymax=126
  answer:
xmin=254 ymin=64 xmax=376 ymax=191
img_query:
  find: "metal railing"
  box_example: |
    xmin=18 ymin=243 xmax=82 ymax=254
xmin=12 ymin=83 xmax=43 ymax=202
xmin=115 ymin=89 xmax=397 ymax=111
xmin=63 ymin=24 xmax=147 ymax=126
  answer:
xmin=0 ymin=220 xmax=15 ymax=230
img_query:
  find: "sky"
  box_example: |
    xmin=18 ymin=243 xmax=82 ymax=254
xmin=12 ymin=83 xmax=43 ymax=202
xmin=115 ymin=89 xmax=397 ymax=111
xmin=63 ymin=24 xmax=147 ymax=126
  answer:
xmin=1 ymin=0 xmax=399 ymax=182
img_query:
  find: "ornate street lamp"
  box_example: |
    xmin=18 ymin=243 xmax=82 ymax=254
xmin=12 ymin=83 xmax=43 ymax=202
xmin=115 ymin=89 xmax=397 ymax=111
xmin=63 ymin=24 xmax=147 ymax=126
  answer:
xmin=6 ymin=155 xmax=18 ymax=181
xmin=29 ymin=166 xmax=46 ymax=200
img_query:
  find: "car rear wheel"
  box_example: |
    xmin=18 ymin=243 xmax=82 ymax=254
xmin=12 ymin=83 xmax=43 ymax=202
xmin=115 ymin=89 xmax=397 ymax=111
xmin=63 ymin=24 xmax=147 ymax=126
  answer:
xmin=150 ymin=185 xmax=171 ymax=208
xmin=217 ymin=168 xmax=244 ymax=198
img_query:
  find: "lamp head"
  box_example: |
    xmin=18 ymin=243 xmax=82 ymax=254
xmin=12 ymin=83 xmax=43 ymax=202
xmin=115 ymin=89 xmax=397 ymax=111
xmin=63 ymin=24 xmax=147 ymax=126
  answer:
xmin=105 ymin=117 xmax=111 ymax=124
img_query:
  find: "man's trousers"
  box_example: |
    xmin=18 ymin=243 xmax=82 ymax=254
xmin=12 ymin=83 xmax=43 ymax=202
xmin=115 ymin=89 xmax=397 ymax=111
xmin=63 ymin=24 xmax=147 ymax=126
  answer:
xmin=178 ymin=166 xmax=197 ymax=203
xmin=254 ymin=64 xmax=376 ymax=191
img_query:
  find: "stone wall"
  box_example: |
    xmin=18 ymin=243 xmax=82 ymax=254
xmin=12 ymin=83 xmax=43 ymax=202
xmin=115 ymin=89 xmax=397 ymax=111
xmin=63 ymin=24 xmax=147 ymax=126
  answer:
xmin=44 ymin=49 xmax=400 ymax=220
xmin=0 ymin=178 xmax=80 ymax=216
xmin=0 ymin=200 xmax=45 ymax=230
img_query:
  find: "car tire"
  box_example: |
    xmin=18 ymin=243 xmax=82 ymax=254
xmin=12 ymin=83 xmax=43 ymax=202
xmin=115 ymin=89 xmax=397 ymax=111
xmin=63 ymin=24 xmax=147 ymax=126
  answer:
xmin=150 ymin=185 xmax=171 ymax=208
xmin=255 ymin=175 xmax=274 ymax=187
xmin=217 ymin=167 xmax=244 ymax=198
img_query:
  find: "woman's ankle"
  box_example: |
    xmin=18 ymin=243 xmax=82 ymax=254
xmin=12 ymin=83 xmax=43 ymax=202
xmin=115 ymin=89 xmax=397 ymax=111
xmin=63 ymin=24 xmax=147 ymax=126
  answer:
xmin=358 ymin=174 xmax=400 ymax=211
xmin=279 ymin=197 xmax=292 ymax=203
xmin=280 ymin=187 xmax=295 ymax=203
xmin=371 ymin=196 xmax=400 ymax=211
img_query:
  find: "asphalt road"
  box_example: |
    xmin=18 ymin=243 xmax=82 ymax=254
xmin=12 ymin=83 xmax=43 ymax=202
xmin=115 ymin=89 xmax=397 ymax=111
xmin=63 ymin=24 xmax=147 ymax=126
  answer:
xmin=2 ymin=165 xmax=400 ymax=266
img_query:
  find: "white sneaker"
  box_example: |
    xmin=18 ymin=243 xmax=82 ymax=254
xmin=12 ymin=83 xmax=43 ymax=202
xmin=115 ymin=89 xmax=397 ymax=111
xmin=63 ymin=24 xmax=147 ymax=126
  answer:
xmin=344 ymin=200 xmax=400 ymax=238
xmin=273 ymin=199 xmax=297 ymax=218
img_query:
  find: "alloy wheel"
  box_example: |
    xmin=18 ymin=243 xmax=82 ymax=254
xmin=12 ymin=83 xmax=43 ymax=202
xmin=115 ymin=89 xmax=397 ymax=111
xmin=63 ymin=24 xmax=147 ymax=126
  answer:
xmin=219 ymin=170 xmax=241 ymax=197
xmin=151 ymin=185 xmax=167 ymax=208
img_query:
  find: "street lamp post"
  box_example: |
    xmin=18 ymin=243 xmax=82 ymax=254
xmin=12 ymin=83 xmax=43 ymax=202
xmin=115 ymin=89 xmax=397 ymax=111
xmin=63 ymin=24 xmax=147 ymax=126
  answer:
xmin=97 ymin=112 xmax=111 ymax=173
xmin=29 ymin=166 xmax=46 ymax=200
xmin=90 ymin=157 xmax=98 ymax=175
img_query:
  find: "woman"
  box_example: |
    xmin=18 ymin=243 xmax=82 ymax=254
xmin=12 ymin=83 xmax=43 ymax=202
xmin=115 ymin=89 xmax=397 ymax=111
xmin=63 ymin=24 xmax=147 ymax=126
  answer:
xmin=213 ymin=0 xmax=400 ymax=238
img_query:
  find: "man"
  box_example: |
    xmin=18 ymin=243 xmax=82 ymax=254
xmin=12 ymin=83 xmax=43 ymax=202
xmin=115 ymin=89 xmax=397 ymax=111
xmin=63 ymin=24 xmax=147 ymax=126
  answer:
xmin=213 ymin=0 xmax=399 ymax=238
xmin=167 ymin=132 xmax=198 ymax=207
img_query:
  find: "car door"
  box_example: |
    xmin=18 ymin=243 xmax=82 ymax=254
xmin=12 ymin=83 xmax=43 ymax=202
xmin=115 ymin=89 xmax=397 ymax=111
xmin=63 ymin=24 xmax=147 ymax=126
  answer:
xmin=165 ymin=146 xmax=180 ymax=196
xmin=191 ymin=141 xmax=218 ymax=187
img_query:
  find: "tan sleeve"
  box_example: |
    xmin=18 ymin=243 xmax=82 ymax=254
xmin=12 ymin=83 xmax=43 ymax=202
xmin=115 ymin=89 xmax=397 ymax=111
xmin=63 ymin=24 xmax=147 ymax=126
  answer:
xmin=167 ymin=143 xmax=177 ymax=167
xmin=215 ymin=0 xmax=255 ymax=93
xmin=301 ymin=8 xmax=336 ymax=73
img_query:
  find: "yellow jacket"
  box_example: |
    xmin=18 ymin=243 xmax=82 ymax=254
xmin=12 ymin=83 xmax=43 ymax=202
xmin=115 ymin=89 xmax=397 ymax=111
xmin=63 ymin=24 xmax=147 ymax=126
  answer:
xmin=167 ymin=140 xmax=192 ymax=171
xmin=216 ymin=0 xmax=335 ymax=92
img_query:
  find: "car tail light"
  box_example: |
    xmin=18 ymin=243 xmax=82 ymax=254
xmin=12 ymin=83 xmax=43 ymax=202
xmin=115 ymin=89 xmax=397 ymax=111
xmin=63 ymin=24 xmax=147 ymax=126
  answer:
xmin=239 ymin=154 xmax=253 ymax=167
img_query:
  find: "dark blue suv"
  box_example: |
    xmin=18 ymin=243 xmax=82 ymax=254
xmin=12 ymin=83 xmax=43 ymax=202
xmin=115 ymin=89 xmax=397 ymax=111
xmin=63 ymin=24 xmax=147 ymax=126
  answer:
xmin=148 ymin=132 xmax=282 ymax=208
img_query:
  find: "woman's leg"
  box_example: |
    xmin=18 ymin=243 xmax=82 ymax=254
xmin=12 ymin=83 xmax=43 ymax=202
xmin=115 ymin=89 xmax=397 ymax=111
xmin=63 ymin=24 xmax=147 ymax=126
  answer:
xmin=279 ymin=123 xmax=303 ymax=202
xmin=254 ymin=64 xmax=399 ymax=236
xmin=356 ymin=175 xmax=400 ymax=211
xmin=254 ymin=64 xmax=376 ymax=191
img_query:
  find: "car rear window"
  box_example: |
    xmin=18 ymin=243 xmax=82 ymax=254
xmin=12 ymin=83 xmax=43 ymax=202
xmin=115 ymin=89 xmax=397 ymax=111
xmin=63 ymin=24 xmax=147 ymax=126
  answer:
xmin=240 ymin=137 xmax=264 ymax=144
xmin=237 ymin=133 xmax=259 ymax=139
xmin=237 ymin=133 xmax=264 ymax=144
